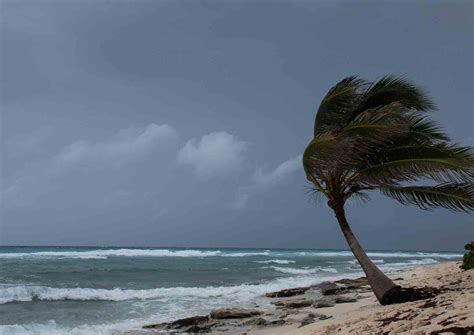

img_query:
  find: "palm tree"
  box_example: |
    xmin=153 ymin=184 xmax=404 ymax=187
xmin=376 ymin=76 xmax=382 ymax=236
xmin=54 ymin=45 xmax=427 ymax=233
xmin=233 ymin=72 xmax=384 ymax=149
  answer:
xmin=303 ymin=75 xmax=474 ymax=305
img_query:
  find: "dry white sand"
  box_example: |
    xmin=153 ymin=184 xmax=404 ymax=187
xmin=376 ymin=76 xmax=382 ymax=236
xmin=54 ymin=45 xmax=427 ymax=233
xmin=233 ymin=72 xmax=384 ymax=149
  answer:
xmin=248 ymin=262 xmax=473 ymax=335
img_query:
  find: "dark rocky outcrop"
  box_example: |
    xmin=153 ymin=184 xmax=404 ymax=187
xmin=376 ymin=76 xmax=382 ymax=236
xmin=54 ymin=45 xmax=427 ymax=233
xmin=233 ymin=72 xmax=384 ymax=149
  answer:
xmin=298 ymin=312 xmax=332 ymax=328
xmin=321 ymin=277 xmax=370 ymax=296
xmin=210 ymin=308 xmax=261 ymax=319
xmin=142 ymin=277 xmax=366 ymax=333
xmin=313 ymin=299 xmax=336 ymax=308
xmin=312 ymin=281 xmax=339 ymax=292
xmin=334 ymin=277 xmax=368 ymax=286
xmin=335 ymin=296 xmax=358 ymax=304
xmin=298 ymin=315 xmax=315 ymax=328
xmin=272 ymin=298 xmax=313 ymax=308
xmin=143 ymin=315 xmax=216 ymax=333
xmin=242 ymin=317 xmax=267 ymax=326
xmin=265 ymin=287 xmax=310 ymax=298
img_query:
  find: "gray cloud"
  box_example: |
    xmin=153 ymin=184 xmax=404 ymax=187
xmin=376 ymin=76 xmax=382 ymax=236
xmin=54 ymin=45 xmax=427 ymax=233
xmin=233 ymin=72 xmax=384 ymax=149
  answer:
xmin=177 ymin=132 xmax=248 ymax=179
xmin=1 ymin=0 xmax=472 ymax=250
xmin=232 ymin=155 xmax=302 ymax=209
xmin=253 ymin=155 xmax=302 ymax=187
xmin=56 ymin=123 xmax=177 ymax=169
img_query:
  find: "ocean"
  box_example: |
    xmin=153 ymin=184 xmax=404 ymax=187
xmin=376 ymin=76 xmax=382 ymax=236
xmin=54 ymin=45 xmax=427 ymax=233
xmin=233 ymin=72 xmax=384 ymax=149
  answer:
xmin=0 ymin=246 xmax=463 ymax=335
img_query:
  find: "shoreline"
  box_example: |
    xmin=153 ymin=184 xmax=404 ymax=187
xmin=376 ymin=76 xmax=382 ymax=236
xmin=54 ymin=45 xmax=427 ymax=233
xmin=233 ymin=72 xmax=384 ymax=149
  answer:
xmin=134 ymin=262 xmax=473 ymax=335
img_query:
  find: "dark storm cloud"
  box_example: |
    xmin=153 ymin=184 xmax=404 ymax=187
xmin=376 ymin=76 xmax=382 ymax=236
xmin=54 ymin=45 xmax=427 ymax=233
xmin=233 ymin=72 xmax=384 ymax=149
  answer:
xmin=1 ymin=0 xmax=473 ymax=250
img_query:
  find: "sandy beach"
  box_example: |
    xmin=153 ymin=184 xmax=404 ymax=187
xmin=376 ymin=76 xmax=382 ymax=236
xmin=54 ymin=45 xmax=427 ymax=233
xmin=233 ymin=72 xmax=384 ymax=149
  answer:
xmin=250 ymin=262 xmax=473 ymax=335
xmin=141 ymin=262 xmax=473 ymax=335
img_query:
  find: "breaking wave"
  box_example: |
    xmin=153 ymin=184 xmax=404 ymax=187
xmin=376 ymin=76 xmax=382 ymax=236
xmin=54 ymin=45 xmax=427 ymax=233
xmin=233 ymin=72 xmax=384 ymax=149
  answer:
xmin=0 ymin=249 xmax=271 ymax=260
xmin=295 ymin=251 xmax=462 ymax=259
xmin=263 ymin=266 xmax=338 ymax=275
xmin=254 ymin=259 xmax=295 ymax=264
xmin=0 ymin=272 xmax=347 ymax=305
xmin=0 ymin=248 xmax=462 ymax=260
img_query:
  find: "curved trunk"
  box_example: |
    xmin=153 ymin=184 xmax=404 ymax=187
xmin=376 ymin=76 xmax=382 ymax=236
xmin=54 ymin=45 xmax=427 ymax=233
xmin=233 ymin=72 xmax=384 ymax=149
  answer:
xmin=332 ymin=204 xmax=400 ymax=305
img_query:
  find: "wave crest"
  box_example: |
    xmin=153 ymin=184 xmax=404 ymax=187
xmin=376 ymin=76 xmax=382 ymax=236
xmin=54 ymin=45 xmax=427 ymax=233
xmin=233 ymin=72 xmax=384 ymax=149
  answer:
xmin=0 ymin=248 xmax=462 ymax=260
xmin=263 ymin=266 xmax=337 ymax=275
xmin=0 ymin=272 xmax=346 ymax=305
xmin=254 ymin=259 xmax=295 ymax=265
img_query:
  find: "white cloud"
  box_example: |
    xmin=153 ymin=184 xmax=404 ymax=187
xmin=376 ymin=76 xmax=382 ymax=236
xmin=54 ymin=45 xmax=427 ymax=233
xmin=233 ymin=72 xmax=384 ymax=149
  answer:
xmin=56 ymin=123 xmax=177 ymax=167
xmin=177 ymin=131 xmax=248 ymax=178
xmin=252 ymin=155 xmax=302 ymax=187
xmin=231 ymin=155 xmax=302 ymax=209
xmin=2 ymin=124 xmax=177 ymax=208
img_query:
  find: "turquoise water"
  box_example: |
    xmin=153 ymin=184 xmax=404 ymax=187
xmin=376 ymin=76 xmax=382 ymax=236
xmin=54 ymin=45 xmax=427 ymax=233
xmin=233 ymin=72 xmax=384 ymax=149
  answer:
xmin=0 ymin=246 xmax=462 ymax=335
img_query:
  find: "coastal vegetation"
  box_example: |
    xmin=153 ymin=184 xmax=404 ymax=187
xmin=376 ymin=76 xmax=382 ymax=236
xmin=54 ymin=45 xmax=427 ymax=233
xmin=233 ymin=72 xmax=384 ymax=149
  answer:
xmin=461 ymin=241 xmax=474 ymax=270
xmin=303 ymin=75 xmax=474 ymax=304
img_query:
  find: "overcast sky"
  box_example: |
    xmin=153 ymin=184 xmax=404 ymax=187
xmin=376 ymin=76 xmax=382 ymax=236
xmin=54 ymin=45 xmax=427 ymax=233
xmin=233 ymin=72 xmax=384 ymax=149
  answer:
xmin=1 ymin=0 xmax=473 ymax=251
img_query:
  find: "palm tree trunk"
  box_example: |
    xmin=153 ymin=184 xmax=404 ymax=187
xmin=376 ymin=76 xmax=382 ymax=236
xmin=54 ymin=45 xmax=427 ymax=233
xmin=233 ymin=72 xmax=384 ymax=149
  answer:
xmin=332 ymin=204 xmax=400 ymax=305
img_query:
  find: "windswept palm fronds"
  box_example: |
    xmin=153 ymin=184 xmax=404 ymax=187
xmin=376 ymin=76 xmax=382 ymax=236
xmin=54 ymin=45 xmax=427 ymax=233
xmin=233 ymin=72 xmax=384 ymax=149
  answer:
xmin=303 ymin=75 xmax=474 ymax=304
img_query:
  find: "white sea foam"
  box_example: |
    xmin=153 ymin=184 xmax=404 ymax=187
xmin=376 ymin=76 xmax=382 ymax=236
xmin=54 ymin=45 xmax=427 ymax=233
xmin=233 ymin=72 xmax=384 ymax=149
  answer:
xmin=348 ymin=259 xmax=385 ymax=264
xmin=294 ymin=251 xmax=462 ymax=259
xmin=0 ymin=248 xmax=462 ymax=260
xmin=264 ymin=266 xmax=338 ymax=275
xmin=0 ymin=249 xmax=223 ymax=259
xmin=2 ymin=273 xmax=364 ymax=335
xmin=224 ymin=251 xmax=271 ymax=257
xmin=0 ymin=270 xmax=349 ymax=305
xmin=254 ymin=259 xmax=295 ymax=264
xmin=368 ymin=252 xmax=460 ymax=259
xmin=379 ymin=258 xmax=439 ymax=270
xmin=0 ymin=320 xmax=137 ymax=335
xmin=0 ymin=249 xmax=275 ymax=259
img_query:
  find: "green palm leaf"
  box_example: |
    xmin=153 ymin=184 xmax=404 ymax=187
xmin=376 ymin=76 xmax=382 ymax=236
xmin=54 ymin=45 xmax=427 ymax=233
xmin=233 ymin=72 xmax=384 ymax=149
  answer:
xmin=379 ymin=183 xmax=474 ymax=212
xmin=357 ymin=144 xmax=473 ymax=184
xmin=314 ymin=76 xmax=368 ymax=135
xmin=303 ymin=74 xmax=473 ymax=305
xmin=356 ymin=75 xmax=436 ymax=115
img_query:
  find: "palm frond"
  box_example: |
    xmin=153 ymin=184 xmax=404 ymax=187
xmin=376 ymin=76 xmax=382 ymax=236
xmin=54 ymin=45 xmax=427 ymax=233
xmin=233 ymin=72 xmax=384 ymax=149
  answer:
xmin=341 ymin=103 xmax=410 ymax=142
xmin=314 ymin=76 xmax=368 ymax=135
xmin=303 ymin=135 xmax=344 ymax=177
xmin=379 ymin=183 xmax=474 ymax=212
xmin=305 ymin=184 xmax=325 ymax=205
xmin=304 ymin=75 xmax=473 ymax=213
xmin=406 ymin=115 xmax=449 ymax=143
xmin=356 ymin=144 xmax=474 ymax=184
xmin=356 ymin=75 xmax=436 ymax=115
